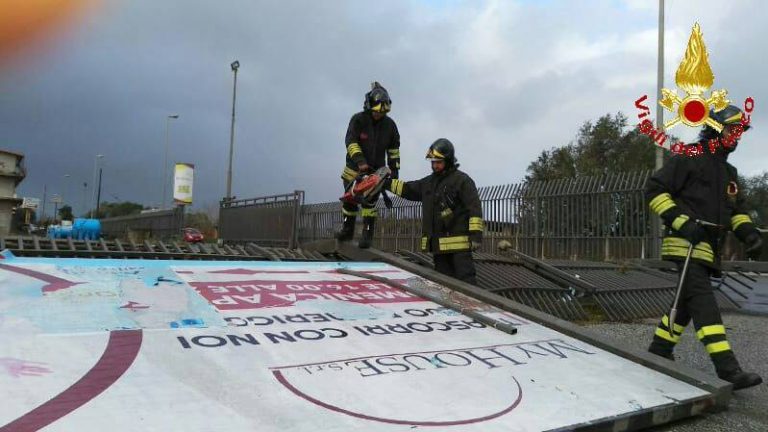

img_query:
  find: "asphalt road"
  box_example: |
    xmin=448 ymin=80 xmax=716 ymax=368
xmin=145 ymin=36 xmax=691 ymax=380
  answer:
xmin=588 ymin=312 xmax=768 ymax=431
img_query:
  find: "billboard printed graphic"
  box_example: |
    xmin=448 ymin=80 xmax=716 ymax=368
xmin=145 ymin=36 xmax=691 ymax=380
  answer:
xmin=1 ymin=257 xmax=709 ymax=431
xmin=173 ymin=162 xmax=194 ymax=205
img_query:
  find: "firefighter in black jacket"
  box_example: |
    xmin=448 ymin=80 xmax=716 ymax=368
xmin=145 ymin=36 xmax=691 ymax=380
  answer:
xmin=385 ymin=138 xmax=483 ymax=284
xmin=646 ymin=105 xmax=762 ymax=390
xmin=336 ymin=82 xmax=401 ymax=248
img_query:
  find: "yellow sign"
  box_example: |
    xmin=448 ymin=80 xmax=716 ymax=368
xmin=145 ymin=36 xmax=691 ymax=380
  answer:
xmin=173 ymin=163 xmax=194 ymax=205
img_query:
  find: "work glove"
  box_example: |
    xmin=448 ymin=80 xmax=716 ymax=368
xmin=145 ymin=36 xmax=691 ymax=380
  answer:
xmin=470 ymin=233 xmax=482 ymax=252
xmin=745 ymin=231 xmax=763 ymax=260
xmin=357 ymin=162 xmax=370 ymax=173
xmin=382 ymin=177 xmax=393 ymax=191
xmin=677 ymin=219 xmax=707 ymax=245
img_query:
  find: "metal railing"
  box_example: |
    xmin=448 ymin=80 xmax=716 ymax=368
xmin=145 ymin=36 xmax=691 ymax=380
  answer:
xmin=225 ymin=170 xmax=768 ymax=262
xmin=219 ymin=191 xmax=304 ymax=249
xmin=291 ymin=171 xmax=656 ymax=260
xmin=101 ymin=206 xmax=185 ymax=241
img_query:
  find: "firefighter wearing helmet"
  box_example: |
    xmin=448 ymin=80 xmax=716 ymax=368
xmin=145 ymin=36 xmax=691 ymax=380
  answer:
xmin=336 ymin=82 xmax=401 ymax=248
xmin=646 ymin=104 xmax=763 ymax=390
xmin=384 ymin=138 xmax=483 ymax=284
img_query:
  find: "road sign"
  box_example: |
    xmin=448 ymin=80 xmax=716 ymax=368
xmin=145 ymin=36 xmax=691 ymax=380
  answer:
xmin=21 ymin=197 xmax=40 ymax=209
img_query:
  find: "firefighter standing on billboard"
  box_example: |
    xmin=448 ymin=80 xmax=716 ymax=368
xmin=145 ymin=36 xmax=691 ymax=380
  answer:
xmin=336 ymin=82 xmax=401 ymax=249
xmin=385 ymin=138 xmax=483 ymax=284
xmin=646 ymin=105 xmax=763 ymax=390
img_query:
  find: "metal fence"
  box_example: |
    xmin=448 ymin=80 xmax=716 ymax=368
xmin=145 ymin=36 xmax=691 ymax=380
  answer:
xmin=219 ymin=191 xmax=304 ymax=248
xmin=101 ymin=206 xmax=185 ymax=241
xmin=222 ymin=171 xmax=764 ymax=262
xmin=291 ymin=171 xmax=656 ymax=260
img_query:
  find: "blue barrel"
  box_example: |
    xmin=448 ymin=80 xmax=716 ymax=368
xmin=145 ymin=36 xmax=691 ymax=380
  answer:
xmin=73 ymin=218 xmax=101 ymax=240
xmin=46 ymin=225 xmax=72 ymax=239
xmin=59 ymin=225 xmax=73 ymax=239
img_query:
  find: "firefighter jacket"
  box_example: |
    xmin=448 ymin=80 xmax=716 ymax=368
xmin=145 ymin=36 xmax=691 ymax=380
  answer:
xmin=388 ymin=167 xmax=484 ymax=254
xmin=646 ymin=142 xmax=759 ymax=269
xmin=341 ymin=111 xmax=400 ymax=182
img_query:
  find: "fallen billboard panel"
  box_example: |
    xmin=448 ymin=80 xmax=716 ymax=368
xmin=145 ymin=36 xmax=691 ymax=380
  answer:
xmin=0 ymin=253 xmax=725 ymax=431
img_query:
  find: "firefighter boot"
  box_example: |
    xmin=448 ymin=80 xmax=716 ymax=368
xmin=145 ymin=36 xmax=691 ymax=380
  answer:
xmin=358 ymin=217 xmax=375 ymax=249
xmin=648 ymin=338 xmax=675 ymax=361
xmin=713 ymin=352 xmax=763 ymax=390
xmin=335 ymin=216 xmax=356 ymax=242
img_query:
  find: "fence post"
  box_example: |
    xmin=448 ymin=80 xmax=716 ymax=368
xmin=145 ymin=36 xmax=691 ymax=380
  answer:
xmin=290 ymin=190 xmax=304 ymax=249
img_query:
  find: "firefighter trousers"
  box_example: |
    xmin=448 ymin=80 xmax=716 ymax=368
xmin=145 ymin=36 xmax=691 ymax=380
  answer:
xmin=649 ymin=261 xmax=740 ymax=373
xmin=433 ymin=251 xmax=477 ymax=285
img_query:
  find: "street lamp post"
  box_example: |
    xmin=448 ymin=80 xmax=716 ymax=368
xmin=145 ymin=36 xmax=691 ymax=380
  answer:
xmin=163 ymin=114 xmax=180 ymax=209
xmin=226 ymin=60 xmax=240 ymax=201
xmin=81 ymin=182 xmax=88 ymax=218
xmin=89 ymin=154 xmax=104 ymax=218
xmin=63 ymin=173 xmax=71 ymax=214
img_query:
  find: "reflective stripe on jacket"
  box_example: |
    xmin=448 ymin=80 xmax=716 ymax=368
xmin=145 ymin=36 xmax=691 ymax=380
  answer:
xmin=389 ymin=167 xmax=483 ymax=254
xmin=646 ymin=143 xmax=757 ymax=268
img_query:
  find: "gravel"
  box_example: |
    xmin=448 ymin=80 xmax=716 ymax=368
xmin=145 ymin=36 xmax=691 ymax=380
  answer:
xmin=587 ymin=312 xmax=768 ymax=431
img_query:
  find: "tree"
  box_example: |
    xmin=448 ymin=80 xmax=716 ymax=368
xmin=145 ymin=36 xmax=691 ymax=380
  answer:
xmin=88 ymin=201 xmax=144 ymax=219
xmin=58 ymin=205 xmax=73 ymax=221
xmin=525 ymin=112 xmax=666 ymax=182
xmin=741 ymin=172 xmax=768 ymax=226
xmin=520 ymin=113 xmax=676 ymax=251
xmin=185 ymin=211 xmax=216 ymax=240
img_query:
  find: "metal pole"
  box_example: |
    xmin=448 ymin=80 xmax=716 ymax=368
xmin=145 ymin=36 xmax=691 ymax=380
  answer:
xmin=89 ymin=155 xmax=103 ymax=218
xmin=41 ymin=184 xmax=47 ymax=222
xmin=162 ymin=115 xmax=179 ymax=210
xmin=651 ymin=0 xmax=665 ymax=258
xmin=81 ymin=182 xmax=88 ymax=218
xmin=226 ymin=60 xmax=239 ymax=201
xmin=96 ymin=168 xmax=103 ymax=217
xmin=163 ymin=117 xmax=169 ymax=210
xmin=655 ymin=0 xmax=665 ymax=171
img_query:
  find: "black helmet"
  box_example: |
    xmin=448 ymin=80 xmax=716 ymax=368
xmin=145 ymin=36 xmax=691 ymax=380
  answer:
xmin=364 ymin=82 xmax=391 ymax=113
xmin=699 ymin=104 xmax=751 ymax=146
xmin=710 ymin=104 xmax=750 ymax=131
xmin=425 ymin=138 xmax=457 ymax=167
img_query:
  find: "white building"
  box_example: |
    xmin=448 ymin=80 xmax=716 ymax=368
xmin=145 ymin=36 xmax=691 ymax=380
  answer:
xmin=0 ymin=149 xmax=26 ymax=235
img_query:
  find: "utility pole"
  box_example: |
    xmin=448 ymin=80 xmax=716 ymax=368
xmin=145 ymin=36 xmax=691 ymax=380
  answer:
xmin=96 ymin=168 xmax=103 ymax=218
xmin=655 ymin=0 xmax=665 ymax=171
xmin=41 ymin=184 xmax=47 ymax=222
xmin=163 ymin=114 xmax=179 ymax=209
xmin=226 ymin=60 xmax=240 ymax=201
xmin=651 ymin=0 xmax=665 ymax=258
xmin=81 ymin=182 xmax=88 ymax=218
xmin=89 ymin=154 xmax=104 ymax=218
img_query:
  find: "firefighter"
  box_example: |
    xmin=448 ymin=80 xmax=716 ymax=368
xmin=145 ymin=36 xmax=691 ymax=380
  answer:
xmin=384 ymin=138 xmax=483 ymax=284
xmin=336 ymin=82 xmax=401 ymax=248
xmin=646 ymin=105 xmax=763 ymax=390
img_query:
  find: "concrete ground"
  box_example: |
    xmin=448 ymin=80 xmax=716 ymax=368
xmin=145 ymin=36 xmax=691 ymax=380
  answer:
xmin=588 ymin=312 xmax=768 ymax=431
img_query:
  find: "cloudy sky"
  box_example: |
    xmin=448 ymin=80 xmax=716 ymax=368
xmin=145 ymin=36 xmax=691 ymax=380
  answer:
xmin=4 ymin=0 xmax=766 ymax=217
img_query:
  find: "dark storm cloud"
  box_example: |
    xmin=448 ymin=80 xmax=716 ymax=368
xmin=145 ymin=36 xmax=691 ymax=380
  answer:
xmin=3 ymin=0 xmax=766 ymax=218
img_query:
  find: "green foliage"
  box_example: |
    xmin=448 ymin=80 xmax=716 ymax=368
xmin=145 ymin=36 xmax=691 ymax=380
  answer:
xmin=90 ymin=201 xmax=144 ymax=219
xmin=185 ymin=211 xmax=215 ymax=232
xmin=740 ymin=172 xmax=768 ymax=226
xmin=184 ymin=211 xmax=217 ymax=241
xmin=58 ymin=205 xmax=74 ymax=221
xmin=526 ymin=113 xmax=665 ymax=182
